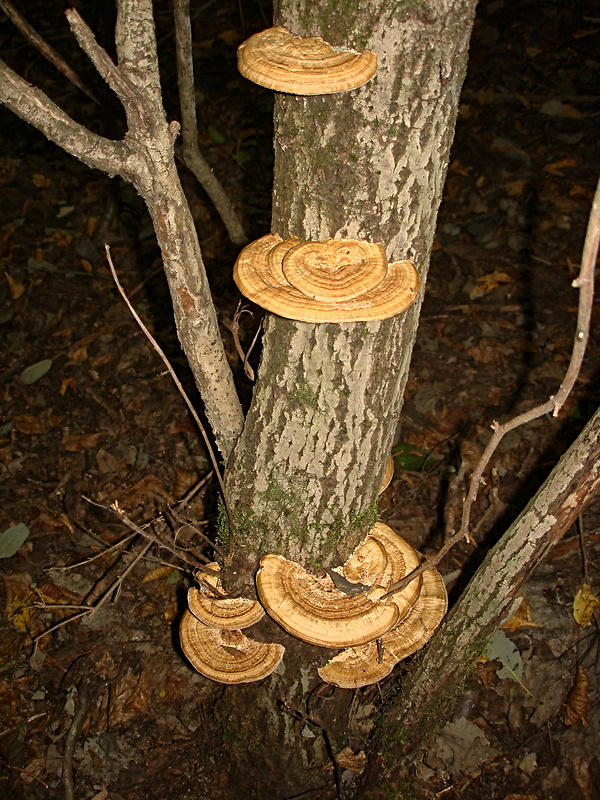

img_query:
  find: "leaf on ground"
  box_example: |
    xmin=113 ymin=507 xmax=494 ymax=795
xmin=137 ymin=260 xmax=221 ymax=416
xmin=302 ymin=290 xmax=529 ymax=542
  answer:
xmin=484 ymin=629 xmax=531 ymax=695
xmin=0 ymin=523 xmax=30 ymax=558
xmin=391 ymin=443 xmax=429 ymax=471
xmin=470 ymin=271 xmax=515 ymax=299
xmin=20 ymin=359 xmax=53 ymax=385
xmin=502 ymin=595 xmax=539 ymax=631
xmin=573 ymin=583 xmax=600 ymax=627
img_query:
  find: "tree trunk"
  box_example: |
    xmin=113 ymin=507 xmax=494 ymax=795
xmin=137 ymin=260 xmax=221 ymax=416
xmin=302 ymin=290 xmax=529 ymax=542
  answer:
xmin=226 ymin=0 xmax=478 ymax=572
xmin=362 ymin=406 xmax=600 ymax=796
xmin=216 ymin=2 xmax=478 ymax=796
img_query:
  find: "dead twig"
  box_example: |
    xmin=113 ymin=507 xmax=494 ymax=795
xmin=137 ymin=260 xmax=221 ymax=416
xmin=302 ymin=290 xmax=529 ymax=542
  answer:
xmin=173 ymin=0 xmax=247 ymax=245
xmin=384 ymin=176 xmax=599 ymax=599
xmin=0 ymin=0 xmax=98 ymax=103
xmin=62 ymin=684 xmax=90 ymax=800
xmin=105 ymin=245 xmax=236 ymax=561
xmin=228 ymin=302 xmax=262 ymax=380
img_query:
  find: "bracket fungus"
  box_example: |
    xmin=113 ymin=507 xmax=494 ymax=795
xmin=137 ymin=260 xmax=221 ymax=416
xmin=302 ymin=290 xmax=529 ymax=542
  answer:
xmin=256 ymin=554 xmax=399 ymax=648
xmin=180 ymin=611 xmax=284 ymax=684
xmin=237 ymin=26 xmax=377 ymax=95
xmin=379 ymin=454 xmax=395 ymax=494
xmin=187 ymin=563 xmax=264 ymax=630
xmin=234 ymin=233 xmax=419 ymax=323
xmin=319 ymin=566 xmax=448 ymax=688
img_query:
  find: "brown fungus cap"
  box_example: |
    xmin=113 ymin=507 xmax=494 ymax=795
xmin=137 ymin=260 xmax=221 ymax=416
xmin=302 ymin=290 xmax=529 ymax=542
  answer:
xmin=187 ymin=562 xmax=265 ymax=630
xmin=256 ymin=554 xmax=399 ymax=648
xmin=381 ymin=566 xmax=448 ymax=662
xmin=318 ymin=641 xmax=395 ymax=688
xmin=234 ymin=233 xmax=419 ymax=323
xmin=318 ymin=567 xmax=447 ymax=688
xmin=367 ymin=522 xmax=423 ymax=620
xmin=237 ymin=26 xmax=377 ymax=95
xmin=187 ymin=587 xmax=265 ymax=630
xmin=379 ymin=454 xmax=395 ymax=494
xmin=339 ymin=535 xmax=388 ymax=588
xmin=318 ymin=640 xmax=398 ymax=688
xmin=179 ymin=610 xmax=284 ymax=684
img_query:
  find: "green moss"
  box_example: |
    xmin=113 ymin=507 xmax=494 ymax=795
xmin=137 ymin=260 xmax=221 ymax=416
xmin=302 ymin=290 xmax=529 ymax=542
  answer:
xmin=292 ymin=380 xmax=320 ymax=409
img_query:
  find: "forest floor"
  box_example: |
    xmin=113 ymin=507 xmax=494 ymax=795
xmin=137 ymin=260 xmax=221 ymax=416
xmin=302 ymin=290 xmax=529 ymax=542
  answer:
xmin=0 ymin=1 xmax=599 ymax=799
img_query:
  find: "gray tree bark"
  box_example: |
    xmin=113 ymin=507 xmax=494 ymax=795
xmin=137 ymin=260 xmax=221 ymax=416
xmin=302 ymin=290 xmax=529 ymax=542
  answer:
xmin=225 ymin=0 xmax=478 ymax=572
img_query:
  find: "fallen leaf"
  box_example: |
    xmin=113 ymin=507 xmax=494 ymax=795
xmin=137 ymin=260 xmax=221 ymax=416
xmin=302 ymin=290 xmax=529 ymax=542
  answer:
xmin=20 ymin=359 xmax=53 ymax=385
xmin=573 ymin=582 xmax=600 ymax=626
xmin=4 ymin=270 xmax=25 ymax=299
xmin=502 ymin=596 xmax=539 ymax=631
xmin=0 ymin=523 xmax=30 ymax=558
xmin=12 ymin=414 xmax=46 ymax=434
xmin=543 ymin=157 xmax=578 ymax=176
xmin=564 ymin=665 xmax=589 ymax=729
xmin=62 ymin=432 xmax=104 ymax=452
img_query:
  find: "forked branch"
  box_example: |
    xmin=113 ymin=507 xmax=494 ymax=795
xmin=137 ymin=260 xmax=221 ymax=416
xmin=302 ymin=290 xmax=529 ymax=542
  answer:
xmin=385 ymin=176 xmax=600 ymax=598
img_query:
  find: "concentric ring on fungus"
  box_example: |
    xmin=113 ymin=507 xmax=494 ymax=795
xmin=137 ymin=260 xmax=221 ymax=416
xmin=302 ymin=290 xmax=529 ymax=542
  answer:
xmin=237 ymin=26 xmax=378 ymax=95
xmin=179 ymin=611 xmax=284 ymax=684
xmin=256 ymin=554 xmax=399 ymax=648
xmin=366 ymin=522 xmax=423 ymax=620
xmin=318 ymin=566 xmax=447 ymax=688
xmin=233 ymin=233 xmax=419 ymax=323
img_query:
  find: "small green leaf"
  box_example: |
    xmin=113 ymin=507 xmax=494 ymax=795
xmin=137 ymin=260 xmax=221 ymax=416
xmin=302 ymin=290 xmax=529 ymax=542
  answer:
xmin=166 ymin=569 xmax=181 ymax=585
xmin=0 ymin=523 xmax=30 ymax=558
xmin=207 ymin=126 xmax=226 ymax=145
xmin=20 ymin=359 xmax=53 ymax=385
xmin=391 ymin=443 xmax=428 ymax=471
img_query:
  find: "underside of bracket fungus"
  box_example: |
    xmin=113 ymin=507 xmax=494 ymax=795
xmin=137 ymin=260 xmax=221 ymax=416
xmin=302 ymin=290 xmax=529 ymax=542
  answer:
xmin=318 ymin=566 xmax=447 ymax=688
xmin=237 ymin=26 xmax=377 ymax=95
xmin=256 ymin=554 xmax=399 ymax=648
xmin=180 ymin=611 xmax=284 ymax=684
xmin=234 ymin=233 xmax=419 ymax=322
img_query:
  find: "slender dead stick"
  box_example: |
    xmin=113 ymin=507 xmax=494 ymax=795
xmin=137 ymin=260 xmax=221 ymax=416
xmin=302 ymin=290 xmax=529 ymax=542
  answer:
xmin=384 ymin=176 xmax=600 ymax=599
xmin=173 ymin=0 xmax=248 ymax=245
xmin=104 ymin=245 xmax=236 ymax=560
xmin=0 ymin=0 xmax=98 ymax=103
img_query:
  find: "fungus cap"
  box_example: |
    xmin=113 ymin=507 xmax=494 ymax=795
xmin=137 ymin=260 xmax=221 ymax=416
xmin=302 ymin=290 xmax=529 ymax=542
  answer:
xmin=318 ymin=567 xmax=447 ymax=687
xmin=340 ymin=535 xmax=388 ymax=587
xmin=180 ymin=611 xmax=284 ymax=684
xmin=237 ymin=26 xmax=377 ymax=95
xmin=367 ymin=522 xmax=423 ymax=620
xmin=379 ymin=454 xmax=394 ymax=494
xmin=381 ymin=566 xmax=448 ymax=662
xmin=256 ymin=554 xmax=399 ymax=648
xmin=318 ymin=641 xmax=396 ymax=688
xmin=234 ymin=233 xmax=419 ymax=323
xmin=187 ymin=587 xmax=265 ymax=630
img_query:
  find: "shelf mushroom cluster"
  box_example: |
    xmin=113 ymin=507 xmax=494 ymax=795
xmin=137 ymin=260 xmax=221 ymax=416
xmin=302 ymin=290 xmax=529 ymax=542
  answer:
xmin=238 ymin=26 xmax=377 ymax=95
xmin=181 ymin=525 xmax=446 ymax=688
xmin=180 ymin=563 xmax=284 ymax=684
xmin=257 ymin=522 xmax=447 ymax=689
xmin=234 ymin=233 xmax=419 ymax=323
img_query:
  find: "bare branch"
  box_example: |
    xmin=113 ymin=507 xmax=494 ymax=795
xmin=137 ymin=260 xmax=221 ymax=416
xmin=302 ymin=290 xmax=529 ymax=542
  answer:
xmin=384 ymin=177 xmax=599 ymax=599
xmin=105 ymin=245 xmax=236 ymax=560
xmin=0 ymin=59 xmax=124 ymax=174
xmin=0 ymin=0 xmax=98 ymax=103
xmin=173 ymin=0 xmax=248 ymax=245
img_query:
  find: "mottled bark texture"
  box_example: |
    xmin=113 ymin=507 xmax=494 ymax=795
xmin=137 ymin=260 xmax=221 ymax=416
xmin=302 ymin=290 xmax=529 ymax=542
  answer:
xmin=226 ymin=0 xmax=478 ymax=570
xmin=362 ymin=406 xmax=600 ymax=796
